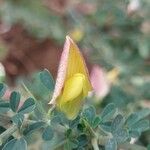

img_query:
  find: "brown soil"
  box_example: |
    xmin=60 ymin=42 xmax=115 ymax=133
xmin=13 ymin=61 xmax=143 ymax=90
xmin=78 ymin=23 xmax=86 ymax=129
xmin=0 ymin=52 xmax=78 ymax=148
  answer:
xmin=0 ymin=24 xmax=61 ymax=84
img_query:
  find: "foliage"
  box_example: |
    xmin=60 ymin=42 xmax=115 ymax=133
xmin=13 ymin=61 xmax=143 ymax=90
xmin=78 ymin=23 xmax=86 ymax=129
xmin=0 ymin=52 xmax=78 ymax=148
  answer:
xmin=0 ymin=0 xmax=150 ymax=149
xmin=0 ymin=70 xmax=149 ymax=150
xmin=0 ymin=0 xmax=149 ymax=104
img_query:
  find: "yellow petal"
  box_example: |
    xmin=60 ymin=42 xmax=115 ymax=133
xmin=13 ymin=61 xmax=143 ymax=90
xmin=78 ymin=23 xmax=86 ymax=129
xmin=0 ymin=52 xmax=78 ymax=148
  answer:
xmin=60 ymin=73 xmax=85 ymax=103
xmin=57 ymin=73 xmax=89 ymax=120
xmin=65 ymin=36 xmax=92 ymax=92
xmin=58 ymin=94 xmax=84 ymax=120
xmin=49 ymin=36 xmax=92 ymax=105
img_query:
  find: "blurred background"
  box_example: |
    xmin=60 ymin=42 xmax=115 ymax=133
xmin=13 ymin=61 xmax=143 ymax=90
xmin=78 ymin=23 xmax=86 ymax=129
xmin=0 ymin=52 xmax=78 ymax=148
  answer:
xmin=0 ymin=0 xmax=149 ymax=147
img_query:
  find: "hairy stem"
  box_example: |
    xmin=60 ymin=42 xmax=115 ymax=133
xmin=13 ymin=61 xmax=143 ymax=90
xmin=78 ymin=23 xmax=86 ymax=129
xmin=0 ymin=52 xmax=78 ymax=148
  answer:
xmin=82 ymin=119 xmax=99 ymax=150
xmin=91 ymin=137 xmax=99 ymax=150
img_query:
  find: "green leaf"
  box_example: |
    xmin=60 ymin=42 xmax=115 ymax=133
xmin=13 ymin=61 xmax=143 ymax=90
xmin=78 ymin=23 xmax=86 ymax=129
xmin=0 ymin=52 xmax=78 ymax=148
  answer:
xmin=129 ymin=130 xmax=141 ymax=138
xmin=77 ymin=123 xmax=86 ymax=133
xmin=66 ymin=129 xmax=72 ymax=138
xmin=100 ymin=122 xmax=112 ymax=133
xmin=42 ymin=126 xmax=54 ymax=141
xmin=126 ymin=108 xmax=150 ymax=127
xmin=77 ymin=134 xmax=88 ymax=148
xmin=18 ymin=98 xmax=35 ymax=114
xmin=82 ymin=106 xmax=96 ymax=125
xmin=92 ymin=116 xmax=102 ymax=128
xmin=135 ymin=108 xmax=150 ymax=121
xmin=113 ymin=128 xmax=129 ymax=143
xmin=147 ymin=144 xmax=150 ymax=150
xmin=126 ymin=113 xmax=138 ymax=127
xmin=21 ymin=72 xmax=50 ymax=100
xmin=2 ymin=138 xmax=27 ymax=150
xmin=11 ymin=113 xmax=24 ymax=127
xmin=64 ymin=140 xmax=72 ymax=150
xmin=111 ymin=114 xmax=124 ymax=133
xmin=23 ymin=121 xmax=45 ymax=136
xmin=50 ymin=112 xmax=69 ymax=127
xmin=64 ymin=140 xmax=78 ymax=150
xmin=51 ymin=116 xmax=62 ymax=126
xmin=0 ymin=101 xmax=10 ymax=113
xmin=101 ymin=103 xmax=116 ymax=122
xmin=69 ymin=116 xmax=80 ymax=129
xmin=105 ymin=138 xmax=117 ymax=150
xmin=130 ymin=120 xmax=150 ymax=133
xmin=40 ymin=69 xmax=55 ymax=91
xmin=9 ymin=91 xmax=21 ymax=112
xmin=0 ymin=83 xmax=6 ymax=98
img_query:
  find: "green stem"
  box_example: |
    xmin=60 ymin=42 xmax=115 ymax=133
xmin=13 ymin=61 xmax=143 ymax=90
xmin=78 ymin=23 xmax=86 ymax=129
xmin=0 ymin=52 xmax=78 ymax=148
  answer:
xmin=21 ymin=82 xmax=35 ymax=99
xmin=46 ymin=104 xmax=56 ymax=119
xmin=22 ymin=81 xmax=55 ymax=119
xmin=0 ymin=124 xmax=18 ymax=145
xmin=82 ymin=119 xmax=99 ymax=150
xmin=91 ymin=137 xmax=99 ymax=150
xmin=0 ymin=114 xmax=11 ymax=127
xmin=82 ymin=118 xmax=96 ymax=137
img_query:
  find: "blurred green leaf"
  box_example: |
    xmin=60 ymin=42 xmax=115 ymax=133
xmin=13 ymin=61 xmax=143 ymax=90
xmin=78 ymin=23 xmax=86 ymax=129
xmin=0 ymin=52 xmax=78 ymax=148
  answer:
xmin=0 ymin=83 xmax=6 ymax=98
xmin=100 ymin=122 xmax=112 ymax=133
xmin=69 ymin=116 xmax=80 ymax=129
xmin=51 ymin=116 xmax=62 ymax=126
xmin=18 ymin=98 xmax=35 ymax=114
xmin=147 ymin=144 xmax=150 ymax=150
xmin=77 ymin=134 xmax=88 ymax=148
xmin=64 ymin=139 xmax=78 ymax=150
xmin=130 ymin=120 xmax=150 ymax=133
xmin=77 ymin=123 xmax=86 ymax=133
xmin=82 ymin=106 xmax=96 ymax=125
xmin=21 ymin=72 xmax=51 ymax=101
xmin=66 ymin=129 xmax=72 ymax=138
xmin=129 ymin=130 xmax=141 ymax=138
xmin=0 ymin=101 xmax=10 ymax=113
xmin=126 ymin=113 xmax=139 ymax=127
xmin=103 ymin=86 xmax=133 ymax=107
xmin=33 ymin=101 xmax=47 ymax=120
xmin=126 ymin=108 xmax=150 ymax=127
xmin=113 ymin=128 xmax=129 ymax=143
xmin=0 ymin=127 xmax=14 ymax=150
xmin=111 ymin=114 xmax=124 ymax=132
xmin=9 ymin=91 xmax=21 ymax=112
xmin=40 ymin=69 xmax=55 ymax=91
xmin=135 ymin=109 xmax=150 ymax=120
xmin=11 ymin=113 xmax=24 ymax=127
xmin=105 ymin=138 xmax=117 ymax=150
xmin=92 ymin=116 xmax=101 ymax=128
xmin=42 ymin=125 xmax=54 ymax=141
xmin=101 ymin=103 xmax=116 ymax=122
xmin=23 ymin=121 xmax=45 ymax=136
xmin=2 ymin=138 xmax=27 ymax=150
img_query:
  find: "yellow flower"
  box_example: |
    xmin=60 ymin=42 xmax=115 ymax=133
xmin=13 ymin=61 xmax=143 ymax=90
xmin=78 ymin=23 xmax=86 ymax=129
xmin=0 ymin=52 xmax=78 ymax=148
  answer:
xmin=49 ymin=36 xmax=92 ymax=119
